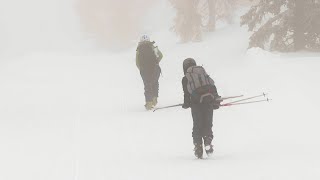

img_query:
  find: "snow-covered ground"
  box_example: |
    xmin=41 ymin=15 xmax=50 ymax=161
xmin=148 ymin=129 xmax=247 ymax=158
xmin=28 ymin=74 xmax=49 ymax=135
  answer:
xmin=1 ymin=1 xmax=320 ymax=180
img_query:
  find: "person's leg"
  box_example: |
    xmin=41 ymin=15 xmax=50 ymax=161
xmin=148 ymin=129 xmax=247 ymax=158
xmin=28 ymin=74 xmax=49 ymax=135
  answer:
xmin=191 ymin=104 xmax=204 ymax=158
xmin=140 ymin=71 xmax=153 ymax=109
xmin=191 ymin=104 xmax=204 ymax=143
xmin=202 ymin=105 xmax=213 ymax=139
xmin=151 ymin=66 xmax=161 ymax=106
xmin=202 ymin=104 xmax=214 ymax=155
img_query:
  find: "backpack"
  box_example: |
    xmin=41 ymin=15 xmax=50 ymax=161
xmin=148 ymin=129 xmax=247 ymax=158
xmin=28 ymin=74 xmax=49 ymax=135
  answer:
xmin=137 ymin=42 xmax=158 ymax=71
xmin=185 ymin=66 xmax=217 ymax=104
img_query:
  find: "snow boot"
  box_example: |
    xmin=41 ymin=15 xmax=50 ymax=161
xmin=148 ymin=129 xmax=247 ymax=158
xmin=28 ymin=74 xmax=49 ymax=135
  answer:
xmin=144 ymin=101 xmax=153 ymax=110
xmin=152 ymin=97 xmax=158 ymax=106
xmin=204 ymin=136 xmax=214 ymax=156
xmin=193 ymin=143 xmax=203 ymax=159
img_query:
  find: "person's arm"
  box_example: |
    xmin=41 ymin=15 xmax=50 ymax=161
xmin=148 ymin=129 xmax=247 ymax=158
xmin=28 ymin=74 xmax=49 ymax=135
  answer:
xmin=136 ymin=50 xmax=140 ymax=70
xmin=156 ymin=47 xmax=163 ymax=62
xmin=209 ymin=77 xmax=219 ymax=96
xmin=208 ymin=78 xmax=221 ymax=109
xmin=154 ymin=46 xmax=163 ymax=63
xmin=182 ymin=77 xmax=191 ymax=109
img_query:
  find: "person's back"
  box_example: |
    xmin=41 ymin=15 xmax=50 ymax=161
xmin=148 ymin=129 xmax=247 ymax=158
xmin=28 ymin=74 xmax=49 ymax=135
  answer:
xmin=136 ymin=41 xmax=158 ymax=74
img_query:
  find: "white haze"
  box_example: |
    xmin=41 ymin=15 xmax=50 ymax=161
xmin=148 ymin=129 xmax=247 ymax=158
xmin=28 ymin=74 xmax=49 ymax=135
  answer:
xmin=0 ymin=0 xmax=84 ymax=54
xmin=0 ymin=0 xmax=172 ymax=54
xmin=76 ymin=0 xmax=166 ymax=49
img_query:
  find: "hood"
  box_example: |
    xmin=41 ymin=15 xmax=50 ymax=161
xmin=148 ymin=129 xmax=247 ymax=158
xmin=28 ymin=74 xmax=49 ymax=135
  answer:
xmin=183 ymin=58 xmax=197 ymax=74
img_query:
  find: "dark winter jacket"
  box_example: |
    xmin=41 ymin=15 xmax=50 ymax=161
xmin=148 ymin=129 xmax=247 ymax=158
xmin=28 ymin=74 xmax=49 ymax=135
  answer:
xmin=136 ymin=41 xmax=163 ymax=71
xmin=182 ymin=76 xmax=192 ymax=106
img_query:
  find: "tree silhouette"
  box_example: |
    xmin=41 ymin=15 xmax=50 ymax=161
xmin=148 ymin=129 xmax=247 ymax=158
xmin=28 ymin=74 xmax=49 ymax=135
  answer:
xmin=241 ymin=0 xmax=320 ymax=52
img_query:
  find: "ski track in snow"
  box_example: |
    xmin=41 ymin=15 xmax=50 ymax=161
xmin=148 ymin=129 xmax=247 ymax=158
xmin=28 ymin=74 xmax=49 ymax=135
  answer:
xmin=1 ymin=2 xmax=320 ymax=180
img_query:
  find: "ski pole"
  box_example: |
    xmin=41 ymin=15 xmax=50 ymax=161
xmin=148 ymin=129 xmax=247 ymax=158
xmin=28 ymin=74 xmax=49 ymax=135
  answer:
xmin=221 ymin=98 xmax=271 ymax=107
xmin=218 ymin=95 xmax=244 ymax=101
xmin=153 ymin=104 xmax=183 ymax=112
xmin=225 ymin=93 xmax=268 ymax=104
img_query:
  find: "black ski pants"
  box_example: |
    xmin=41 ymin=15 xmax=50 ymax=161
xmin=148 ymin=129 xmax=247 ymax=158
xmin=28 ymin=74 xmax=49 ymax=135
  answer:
xmin=140 ymin=66 xmax=161 ymax=102
xmin=191 ymin=103 xmax=214 ymax=145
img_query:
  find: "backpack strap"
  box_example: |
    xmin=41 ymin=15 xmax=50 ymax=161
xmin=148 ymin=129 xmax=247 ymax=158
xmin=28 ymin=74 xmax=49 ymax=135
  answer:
xmin=200 ymin=93 xmax=215 ymax=103
xmin=198 ymin=74 xmax=203 ymax=86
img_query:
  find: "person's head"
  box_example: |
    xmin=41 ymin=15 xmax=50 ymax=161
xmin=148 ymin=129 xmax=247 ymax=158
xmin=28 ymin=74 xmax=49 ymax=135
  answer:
xmin=183 ymin=58 xmax=197 ymax=74
xmin=140 ymin=34 xmax=150 ymax=42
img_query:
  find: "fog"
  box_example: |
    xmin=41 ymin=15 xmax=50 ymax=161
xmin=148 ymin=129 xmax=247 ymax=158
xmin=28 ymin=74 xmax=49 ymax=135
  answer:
xmin=1 ymin=1 xmax=320 ymax=180
xmin=76 ymin=0 xmax=163 ymax=49
xmin=0 ymin=0 xmax=83 ymax=53
xmin=0 ymin=0 xmax=168 ymax=54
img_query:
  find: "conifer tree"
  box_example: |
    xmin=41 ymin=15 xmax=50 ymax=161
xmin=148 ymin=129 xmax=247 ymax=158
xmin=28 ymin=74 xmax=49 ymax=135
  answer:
xmin=170 ymin=0 xmax=202 ymax=42
xmin=241 ymin=0 xmax=320 ymax=52
xmin=170 ymin=0 xmax=236 ymax=42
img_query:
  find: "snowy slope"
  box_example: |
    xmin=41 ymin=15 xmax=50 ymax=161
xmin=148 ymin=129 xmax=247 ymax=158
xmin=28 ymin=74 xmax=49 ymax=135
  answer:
xmin=1 ymin=1 xmax=320 ymax=180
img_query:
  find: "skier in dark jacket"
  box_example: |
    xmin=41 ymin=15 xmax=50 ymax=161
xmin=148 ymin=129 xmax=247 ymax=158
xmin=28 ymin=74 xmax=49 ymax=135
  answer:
xmin=136 ymin=35 xmax=163 ymax=110
xmin=182 ymin=58 xmax=221 ymax=158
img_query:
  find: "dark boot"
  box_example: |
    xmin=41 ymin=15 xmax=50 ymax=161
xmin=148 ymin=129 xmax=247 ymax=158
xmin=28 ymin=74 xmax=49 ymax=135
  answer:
xmin=193 ymin=142 xmax=203 ymax=159
xmin=203 ymin=136 xmax=214 ymax=156
xmin=152 ymin=97 xmax=158 ymax=106
xmin=144 ymin=101 xmax=153 ymax=110
xmin=193 ymin=136 xmax=203 ymax=159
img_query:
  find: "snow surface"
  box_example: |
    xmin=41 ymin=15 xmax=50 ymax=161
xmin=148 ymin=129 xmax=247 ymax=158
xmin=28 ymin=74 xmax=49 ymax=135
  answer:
xmin=1 ymin=1 xmax=320 ymax=180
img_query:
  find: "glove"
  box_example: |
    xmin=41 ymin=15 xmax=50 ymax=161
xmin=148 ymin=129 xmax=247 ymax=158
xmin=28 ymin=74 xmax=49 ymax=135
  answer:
xmin=182 ymin=103 xmax=190 ymax=109
xmin=212 ymin=96 xmax=222 ymax=110
xmin=215 ymin=95 xmax=222 ymax=102
xmin=212 ymin=102 xmax=220 ymax=110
